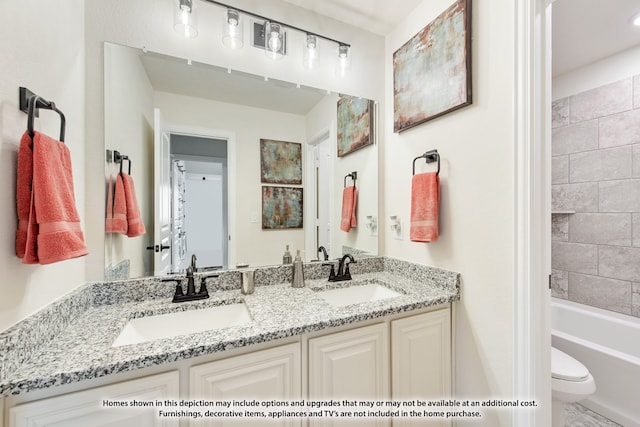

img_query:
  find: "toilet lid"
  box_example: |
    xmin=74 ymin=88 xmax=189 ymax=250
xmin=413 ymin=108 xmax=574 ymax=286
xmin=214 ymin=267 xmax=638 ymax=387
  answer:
xmin=551 ymin=347 xmax=590 ymax=381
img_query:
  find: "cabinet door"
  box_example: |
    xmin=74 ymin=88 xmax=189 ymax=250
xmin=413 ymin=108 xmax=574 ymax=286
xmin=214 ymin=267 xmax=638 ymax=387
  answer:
xmin=392 ymin=309 xmax=451 ymax=426
xmin=189 ymin=343 xmax=301 ymax=427
xmin=9 ymin=371 xmax=179 ymax=427
xmin=308 ymin=323 xmax=389 ymax=427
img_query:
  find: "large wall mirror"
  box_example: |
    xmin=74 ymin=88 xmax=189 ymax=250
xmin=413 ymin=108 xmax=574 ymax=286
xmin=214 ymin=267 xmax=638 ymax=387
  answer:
xmin=104 ymin=42 xmax=378 ymax=280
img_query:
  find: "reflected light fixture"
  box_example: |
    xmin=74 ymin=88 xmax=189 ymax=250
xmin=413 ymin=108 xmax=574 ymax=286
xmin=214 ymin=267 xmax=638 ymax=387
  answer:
xmin=222 ymin=8 xmax=243 ymax=49
xmin=174 ymin=0 xmax=198 ymax=38
xmin=303 ymin=34 xmax=319 ymax=69
xmin=632 ymin=12 xmax=640 ymax=26
xmin=336 ymin=44 xmax=351 ymax=78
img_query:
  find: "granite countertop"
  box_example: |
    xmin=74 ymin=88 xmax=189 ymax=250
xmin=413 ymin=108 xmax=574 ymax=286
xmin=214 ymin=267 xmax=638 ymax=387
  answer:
xmin=0 ymin=257 xmax=460 ymax=396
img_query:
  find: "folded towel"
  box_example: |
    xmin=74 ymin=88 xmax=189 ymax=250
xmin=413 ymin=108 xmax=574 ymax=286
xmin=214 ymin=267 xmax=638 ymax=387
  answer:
xmin=340 ymin=185 xmax=358 ymax=232
xmin=121 ymin=172 xmax=146 ymax=237
xmin=105 ymin=174 xmax=127 ymax=234
xmin=15 ymin=132 xmax=33 ymax=259
xmin=16 ymin=131 xmax=88 ymax=264
xmin=410 ymin=172 xmax=440 ymax=243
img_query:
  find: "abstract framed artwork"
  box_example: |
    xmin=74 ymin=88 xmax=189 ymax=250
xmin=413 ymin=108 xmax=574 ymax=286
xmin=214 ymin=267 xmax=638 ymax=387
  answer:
xmin=262 ymin=186 xmax=303 ymax=229
xmin=337 ymin=95 xmax=375 ymax=157
xmin=260 ymin=139 xmax=302 ymax=184
xmin=393 ymin=0 xmax=472 ymax=133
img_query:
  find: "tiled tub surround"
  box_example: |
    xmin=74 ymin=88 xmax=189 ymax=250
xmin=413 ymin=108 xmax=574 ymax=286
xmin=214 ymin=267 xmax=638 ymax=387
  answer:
xmin=552 ymin=75 xmax=640 ymax=317
xmin=0 ymin=257 xmax=459 ymax=396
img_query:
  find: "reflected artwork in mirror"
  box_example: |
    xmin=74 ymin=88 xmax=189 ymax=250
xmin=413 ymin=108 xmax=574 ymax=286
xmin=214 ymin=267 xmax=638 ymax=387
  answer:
xmin=103 ymin=42 xmax=378 ymax=280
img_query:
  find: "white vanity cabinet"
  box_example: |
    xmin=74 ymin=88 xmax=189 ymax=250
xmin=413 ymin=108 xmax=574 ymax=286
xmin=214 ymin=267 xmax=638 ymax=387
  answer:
xmin=306 ymin=306 xmax=451 ymax=427
xmin=391 ymin=309 xmax=452 ymax=426
xmin=308 ymin=323 xmax=389 ymax=426
xmin=8 ymin=371 xmax=179 ymax=427
xmin=4 ymin=306 xmax=451 ymax=427
xmin=189 ymin=343 xmax=301 ymax=427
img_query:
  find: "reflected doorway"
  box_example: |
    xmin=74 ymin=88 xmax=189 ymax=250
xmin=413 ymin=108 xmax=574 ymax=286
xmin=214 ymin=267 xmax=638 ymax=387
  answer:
xmin=170 ymin=134 xmax=228 ymax=272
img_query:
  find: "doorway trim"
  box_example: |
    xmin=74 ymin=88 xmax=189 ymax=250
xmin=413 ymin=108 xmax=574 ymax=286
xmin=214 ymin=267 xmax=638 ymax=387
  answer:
xmin=514 ymin=0 xmax=553 ymax=425
xmin=166 ymin=124 xmax=237 ymax=269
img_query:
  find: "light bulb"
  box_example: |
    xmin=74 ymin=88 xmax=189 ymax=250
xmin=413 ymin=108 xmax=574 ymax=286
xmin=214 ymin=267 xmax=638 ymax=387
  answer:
xmin=303 ymin=34 xmax=319 ymax=69
xmin=269 ymin=30 xmax=281 ymax=51
xmin=174 ymin=0 xmax=198 ymax=38
xmin=264 ymin=22 xmax=284 ymax=60
xmin=336 ymin=45 xmax=351 ymax=78
xmin=222 ymin=9 xmax=243 ymax=49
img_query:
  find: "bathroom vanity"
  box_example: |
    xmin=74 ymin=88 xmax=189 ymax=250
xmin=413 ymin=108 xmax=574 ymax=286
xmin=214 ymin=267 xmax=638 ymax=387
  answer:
xmin=0 ymin=257 xmax=460 ymax=427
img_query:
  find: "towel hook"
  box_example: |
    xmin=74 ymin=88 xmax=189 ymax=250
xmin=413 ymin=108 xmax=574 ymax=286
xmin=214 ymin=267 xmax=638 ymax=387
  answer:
xmin=412 ymin=150 xmax=440 ymax=176
xmin=344 ymin=171 xmax=357 ymax=188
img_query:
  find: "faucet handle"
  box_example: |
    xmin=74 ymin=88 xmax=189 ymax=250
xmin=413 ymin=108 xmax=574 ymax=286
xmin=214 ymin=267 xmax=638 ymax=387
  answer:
xmin=162 ymin=278 xmax=184 ymax=299
xmin=322 ymin=263 xmax=336 ymax=280
xmin=199 ymin=274 xmax=219 ymax=295
xmin=343 ymin=262 xmax=354 ymax=280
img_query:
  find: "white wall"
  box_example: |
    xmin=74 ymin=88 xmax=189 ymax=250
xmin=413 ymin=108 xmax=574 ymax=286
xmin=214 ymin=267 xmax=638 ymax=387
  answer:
xmin=103 ymin=43 xmax=155 ymax=278
xmin=553 ymin=44 xmax=640 ymax=99
xmin=155 ymin=91 xmax=306 ymax=267
xmin=0 ymin=0 xmax=86 ymax=332
xmin=384 ymin=1 xmax=515 ymax=425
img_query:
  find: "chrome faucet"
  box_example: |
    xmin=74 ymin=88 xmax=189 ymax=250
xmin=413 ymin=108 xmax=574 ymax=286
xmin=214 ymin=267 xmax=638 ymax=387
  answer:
xmin=327 ymin=254 xmax=356 ymax=282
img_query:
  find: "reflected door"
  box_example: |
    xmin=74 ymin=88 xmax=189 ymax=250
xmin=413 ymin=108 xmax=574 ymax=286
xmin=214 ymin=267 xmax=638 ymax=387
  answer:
xmin=153 ymin=108 xmax=172 ymax=275
xmin=315 ymin=138 xmax=332 ymax=257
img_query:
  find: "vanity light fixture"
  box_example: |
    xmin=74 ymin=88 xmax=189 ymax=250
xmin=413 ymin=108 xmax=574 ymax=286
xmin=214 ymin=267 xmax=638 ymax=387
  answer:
xmin=222 ymin=8 xmax=243 ymax=49
xmin=303 ymin=34 xmax=319 ymax=69
xmin=196 ymin=0 xmax=351 ymax=73
xmin=174 ymin=0 xmax=198 ymax=38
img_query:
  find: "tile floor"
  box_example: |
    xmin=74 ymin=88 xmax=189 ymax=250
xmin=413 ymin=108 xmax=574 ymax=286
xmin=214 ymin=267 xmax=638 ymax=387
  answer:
xmin=565 ymin=403 xmax=622 ymax=427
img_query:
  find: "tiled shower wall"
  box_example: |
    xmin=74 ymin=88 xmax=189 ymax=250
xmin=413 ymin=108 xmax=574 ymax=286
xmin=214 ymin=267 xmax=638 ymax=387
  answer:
xmin=551 ymin=75 xmax=640 ymax=318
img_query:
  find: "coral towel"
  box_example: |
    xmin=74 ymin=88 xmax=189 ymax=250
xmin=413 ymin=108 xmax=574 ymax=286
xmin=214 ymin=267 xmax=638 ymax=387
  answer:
xmin=105 ymin=174 xmax=127 ymax=234
xmin=16 ymin=131 xmax=88 ymax=264
xmin=410 ymin=172 xmax=440 ymax=242
xmin=340 ymin=185 xmax=357 ymax=232
xmin=121 ymin=172 xmax=146 ymax=237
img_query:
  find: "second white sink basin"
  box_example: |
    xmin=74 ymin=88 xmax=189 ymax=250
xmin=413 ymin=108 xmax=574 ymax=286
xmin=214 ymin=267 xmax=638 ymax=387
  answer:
xmin=112 ymin=303 xmax=252 ymax=347
xmin=316 ymin=281 xmax=403 ymax=307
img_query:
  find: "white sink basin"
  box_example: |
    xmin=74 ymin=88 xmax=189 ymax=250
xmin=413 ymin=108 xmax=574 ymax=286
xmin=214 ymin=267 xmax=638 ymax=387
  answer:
xmin=316 ymin=281 xmax=403 ymax=307
xmin=112 ymin=303 xmax=252 ymax=347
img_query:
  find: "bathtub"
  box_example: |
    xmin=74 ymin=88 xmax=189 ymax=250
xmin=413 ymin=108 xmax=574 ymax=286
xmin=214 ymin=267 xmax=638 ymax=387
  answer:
xmin=551 ymin=297 xmax=640 ymax=427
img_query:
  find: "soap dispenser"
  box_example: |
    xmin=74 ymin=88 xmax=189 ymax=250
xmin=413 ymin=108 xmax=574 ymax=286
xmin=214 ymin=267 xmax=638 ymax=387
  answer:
xmin=292 ymin=249 xmax=305 ymax=288
xmin=282 ymin=245 xmax=293 ymax=264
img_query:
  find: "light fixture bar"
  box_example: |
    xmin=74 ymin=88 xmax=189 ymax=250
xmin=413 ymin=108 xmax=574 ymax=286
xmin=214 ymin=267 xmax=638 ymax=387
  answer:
xmin=201 ymin=0 xmax=350 ymax=48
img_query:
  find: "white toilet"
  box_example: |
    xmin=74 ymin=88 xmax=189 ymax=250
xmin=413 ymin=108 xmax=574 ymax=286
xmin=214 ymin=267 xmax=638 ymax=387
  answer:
xmin=551 ymin=347 xmax=596 ymax=426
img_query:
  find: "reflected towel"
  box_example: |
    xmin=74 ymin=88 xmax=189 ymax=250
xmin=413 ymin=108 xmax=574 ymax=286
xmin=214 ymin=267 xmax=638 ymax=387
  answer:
xmin=121 ymin=172 xmax=146 ymax=237
xmin=340 ymin=185 xmax=357 ymax=232
xmin=410 ymin=172 xmax=439 ymax=243
xmin=105 ymin=174 xmax=127 ymax=234
xmin=16 ymin=131 xmax=88 ymax=264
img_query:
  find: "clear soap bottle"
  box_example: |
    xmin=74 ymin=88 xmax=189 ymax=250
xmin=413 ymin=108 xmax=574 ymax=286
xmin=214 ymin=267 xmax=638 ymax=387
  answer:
xmin=292 ymin=249 xmax=305 ymax=288
xmin=282 ymin=245 xmax=292 ymax=264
